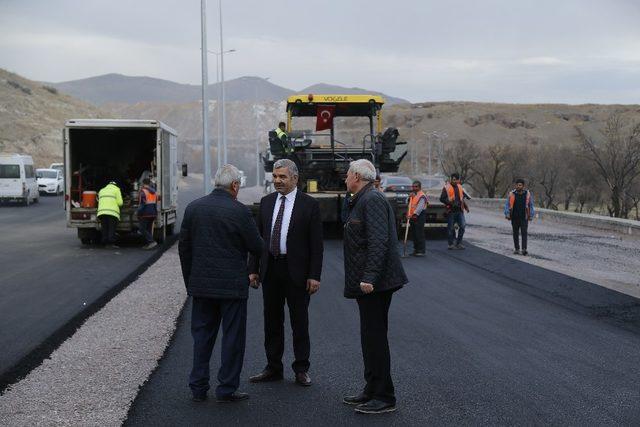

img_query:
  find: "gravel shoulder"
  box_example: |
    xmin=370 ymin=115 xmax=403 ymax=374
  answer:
xmin=0 ymin=246 xmax=186 ymax=426
xmin=465 ymin=207 xmax=640 ymax=299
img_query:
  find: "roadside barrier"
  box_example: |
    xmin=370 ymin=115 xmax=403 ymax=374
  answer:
xmin=472 ymin=198 xmax=640 ymax=236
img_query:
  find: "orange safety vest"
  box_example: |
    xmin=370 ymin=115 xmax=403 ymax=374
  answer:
xmin=508 ymin=190 xmax=531 ymax=220
xmin=140 ymin=187 xmax=157 ymax=204
xmin=445 ymin=183 xmax=464 ymax=203
xmin=408 ymin=190 xmax=428 ymax=217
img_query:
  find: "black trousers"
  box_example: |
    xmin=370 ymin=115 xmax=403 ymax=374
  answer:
xmin=410 ymin=212 xmax=426 ymax=253
xmin=99 ymin=215 xmax=118 ymax=245
xmin=139 ymin=217 xmax=155 ymax=244
xmin=356 ymin=290 xmax=396 ymax=404
xmin=189 ymin=297 xmax=247 ymax=398
xmin=511 ymin=218 xmax=528 ymax=250
xmin=263 ymin=256 xmax=310 ymax=374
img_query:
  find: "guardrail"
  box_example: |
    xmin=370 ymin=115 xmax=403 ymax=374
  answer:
xmin=472 ymin=198 xmax=640 ymax=236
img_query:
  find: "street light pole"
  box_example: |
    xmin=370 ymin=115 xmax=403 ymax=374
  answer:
xmin=255 ymin=77 xmax=270 ymax=186
xmin=207 ymin=48 xmax=235 ymax=171
xmin=218 ymin=0 xmax=228 ymax=165
xmin=200 ymin=0 xmax=211 ymax=194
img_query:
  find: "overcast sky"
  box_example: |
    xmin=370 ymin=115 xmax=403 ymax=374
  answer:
xmin=1 ymin=0 xmax=639 ymax=103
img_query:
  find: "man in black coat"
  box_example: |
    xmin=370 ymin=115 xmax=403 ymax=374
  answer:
xmin=342 ymin=159 xmax=408 ymax=415
xmin=178 ymin=164 xmax=263 ymax=403
xmin=248 ymin=159 xmax=323 ymax=387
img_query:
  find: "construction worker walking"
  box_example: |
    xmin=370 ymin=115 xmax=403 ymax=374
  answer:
xmin=408 ymin=180 xmax=429 ymax=256
xmin=137 ymin=178 xmax=158 ymax=250
xmin=440 ymin=173 xmax=469 ymax=250
xmin=97 ymin=180 xmax=123 ymax=248
xmin=504 ymin=178 xmax=535 ymax=255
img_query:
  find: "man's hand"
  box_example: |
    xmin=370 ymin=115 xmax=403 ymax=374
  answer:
xmin=506 ymin=215 xmax=511 ymax=220
xmin=360 ymin=282 xmax=374 ymax=294
xmin=306 ymin=279 xmax=320 ymax=295
xmin=249 ymin=273 xmax=260 ymax=289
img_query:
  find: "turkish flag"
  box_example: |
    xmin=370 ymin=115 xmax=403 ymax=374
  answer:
xmin=316 ymin=105 xmax=335 ymax=131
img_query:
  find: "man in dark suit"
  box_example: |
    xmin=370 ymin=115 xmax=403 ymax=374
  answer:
xmin=248 ymin=159 xmax=323 ymax=386
xmin=179 ymin=164 xmax=263 ymax=403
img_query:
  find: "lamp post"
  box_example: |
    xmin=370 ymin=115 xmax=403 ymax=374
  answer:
xmin=200 ymin=0 xmax=211 ymax=194
xmin=255 ymin=77 xmax=270 ymax=186
xmin=207 ymin=48 xmax=236 ymax=170
xmin=218 ymin=0 xmax=228 ymax=165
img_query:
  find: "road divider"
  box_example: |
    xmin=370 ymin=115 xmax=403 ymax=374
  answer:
xmin=0 ymin=244 xmax=186 ymax=426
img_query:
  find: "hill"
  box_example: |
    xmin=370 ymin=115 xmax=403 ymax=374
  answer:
xmin=49 ymin=73 xmax=408 ymax=106
xmin=0 ymin=69 xmax=104 ymax=167
xmin=50 ymin=74 xmax=293 ymax=105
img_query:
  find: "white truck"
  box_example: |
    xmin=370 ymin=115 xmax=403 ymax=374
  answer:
xmin=63 ymin=119 xmax=179 ymax=244
xmin=0 ymin=153 xmax=39 ymax=205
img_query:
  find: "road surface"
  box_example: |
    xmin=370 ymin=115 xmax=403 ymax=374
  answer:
xmin=0 ymin=176 xmax=202 ymax=386
xmin=126 ymin=241 xmax=640 ymax=425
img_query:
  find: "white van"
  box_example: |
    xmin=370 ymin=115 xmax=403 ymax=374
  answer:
xmin=0 ymin=153 xmax=39 ymax=205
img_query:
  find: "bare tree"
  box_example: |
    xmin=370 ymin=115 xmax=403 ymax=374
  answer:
xmin=469 ymin=143 xmax=511 ymax=198
xmin=440 ymin=139 xmax=480 ymax=189
xmin=576 ymin=115 xmax=640 ymax=218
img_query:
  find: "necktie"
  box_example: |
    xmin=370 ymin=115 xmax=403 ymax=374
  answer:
xmin=270 ymin=195 xmax=286 ymax=256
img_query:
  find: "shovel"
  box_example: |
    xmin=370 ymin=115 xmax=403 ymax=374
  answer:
xmin=402 ymin=216 xmax=411 ymax=258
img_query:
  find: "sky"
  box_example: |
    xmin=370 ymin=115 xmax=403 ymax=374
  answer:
xmin=1 ymin=0 xmax=639 ymax=104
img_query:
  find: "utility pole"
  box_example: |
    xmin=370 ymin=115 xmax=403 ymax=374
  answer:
xmin=255 ymin=77 xmax=270 ymax=186
xmin=200 ymin=0 xmax=211 ymax=194
xmin=219 ymin=0 xmax=227 ymax=164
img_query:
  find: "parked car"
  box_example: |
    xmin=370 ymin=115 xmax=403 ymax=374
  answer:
xmin=380 ymin=174 xmax=413 ymax=193
xmin=49 ymin=162 xmax=64 ymax=173
xmin=36 ymin=168 xmax=64 ymax=195
xmin=0 ymin=153 xmax=39 ymax=205
xmin=414 ymin=175 xmax=446 ymax=192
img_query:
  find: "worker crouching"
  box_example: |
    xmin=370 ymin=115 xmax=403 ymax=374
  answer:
xmin=97 ymin=180 xmax=124 ymax=249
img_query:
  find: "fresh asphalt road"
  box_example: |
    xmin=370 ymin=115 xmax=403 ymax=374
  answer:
xmin=0 ymin=177 xmax=204 ymax=382
xmin=126 ymin=240 xmax=640 ymax=426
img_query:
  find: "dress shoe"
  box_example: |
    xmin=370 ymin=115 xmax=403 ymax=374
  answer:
xmin=216 ymin=391 xmax=249 ymax=403
xmin=191 ymin=394 xmax=207 ymax=402
xmin=342 ymin=393 xmax=371 ymax=406
xmin=355 ymin=399 xmax=397 ymax=414
xmin=249 ymin=370 xmax=283 ymax=383
xmin=295 ymin=372 xmax=311 ymax=386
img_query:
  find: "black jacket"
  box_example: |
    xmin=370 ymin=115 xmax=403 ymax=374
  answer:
xmin=343 ymin=184 xmax=408 ymax=298
xmin=249 ymin=190 xmax=323 ymax=287
xmin=179 ymin=189 xmax=263 ymax=299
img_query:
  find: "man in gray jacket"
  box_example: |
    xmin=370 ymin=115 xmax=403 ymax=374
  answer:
xmin=342 ymin=159 xmax=408 ymax=414
xmin=179 ymin=164 xmax=263 ymax=403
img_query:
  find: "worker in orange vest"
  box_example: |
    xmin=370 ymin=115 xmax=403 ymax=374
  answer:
xmin=137 ymin=178 xmax=158 ymax=250
xmin=439 ymin=173 xmax=469 ymax=250
xmin=408 ymin=180 xmax=429 ymax=256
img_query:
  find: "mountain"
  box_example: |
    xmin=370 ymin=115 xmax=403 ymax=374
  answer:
xmin=299 ymin=83 xmax=410 ymax=105
xmin=50 ymin=74 xmax=293 ymax=106
xmin=50 ymin=73 xmax=408 ymax=106
xmin=0 ymin=68 xmax=104 ymax=167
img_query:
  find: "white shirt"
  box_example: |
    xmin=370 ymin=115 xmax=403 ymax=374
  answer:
xmin=270 ymin=187 xmax=297 ymax=255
